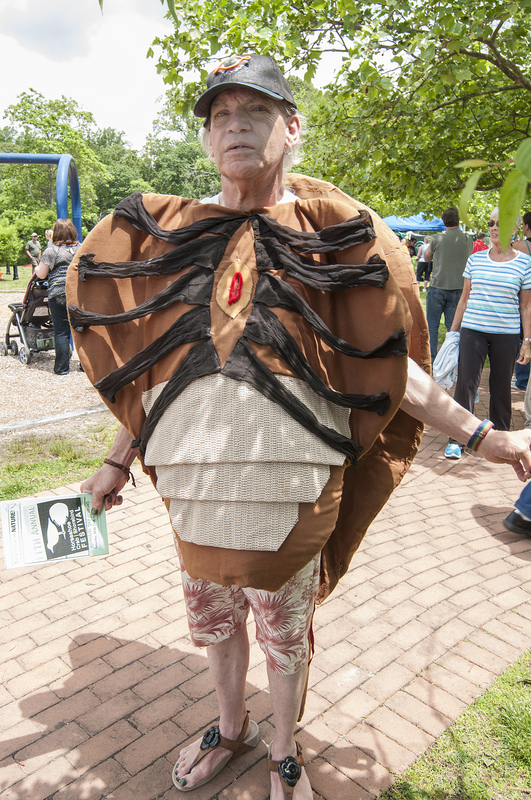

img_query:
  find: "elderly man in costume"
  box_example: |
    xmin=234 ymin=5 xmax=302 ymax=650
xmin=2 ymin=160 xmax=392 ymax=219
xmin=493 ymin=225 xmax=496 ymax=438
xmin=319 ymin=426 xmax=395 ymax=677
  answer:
xmin=68 ymin=56 xmax=531 ymax=799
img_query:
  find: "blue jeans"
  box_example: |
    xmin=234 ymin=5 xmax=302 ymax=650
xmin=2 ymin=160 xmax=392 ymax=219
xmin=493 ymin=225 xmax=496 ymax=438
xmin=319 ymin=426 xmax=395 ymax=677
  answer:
xmin=48 ymin=295 xmax=71 ymax=374
xmin=514 ymin=354 xmax=530 ymax=390
xmin=426 ymin=287 xmax=462 ymax=363
xmin=515 ymin=482 xmax=531 ymax=518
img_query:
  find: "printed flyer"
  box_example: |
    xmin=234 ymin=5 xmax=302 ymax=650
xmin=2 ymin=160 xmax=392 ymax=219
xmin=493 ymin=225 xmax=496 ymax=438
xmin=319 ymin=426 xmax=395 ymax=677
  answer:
xmin=0 ymin=493 xmax=108 ymax=569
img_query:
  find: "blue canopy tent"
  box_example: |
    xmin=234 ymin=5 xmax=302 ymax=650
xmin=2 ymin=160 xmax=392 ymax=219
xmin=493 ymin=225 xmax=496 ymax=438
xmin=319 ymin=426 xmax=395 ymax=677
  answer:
xmin=382 ymin=214 xmax=445 ymax=233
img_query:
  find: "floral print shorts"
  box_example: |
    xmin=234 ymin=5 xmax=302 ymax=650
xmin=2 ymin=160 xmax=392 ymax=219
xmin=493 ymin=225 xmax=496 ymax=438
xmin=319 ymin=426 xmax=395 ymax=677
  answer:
xmin=178 ymin=551 xmax=320 ymax=675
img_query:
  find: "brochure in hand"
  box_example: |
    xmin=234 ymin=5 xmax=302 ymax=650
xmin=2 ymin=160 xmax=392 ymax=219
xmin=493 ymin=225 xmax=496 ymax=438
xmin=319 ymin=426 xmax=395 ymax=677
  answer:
xmin=0 ymin=493 xmax=108 ymax=569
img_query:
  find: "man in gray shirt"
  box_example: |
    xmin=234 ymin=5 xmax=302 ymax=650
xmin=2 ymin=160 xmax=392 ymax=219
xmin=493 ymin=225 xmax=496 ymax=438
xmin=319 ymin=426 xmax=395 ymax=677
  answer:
xmin=424 ymin=208 xmax=473 ymax=363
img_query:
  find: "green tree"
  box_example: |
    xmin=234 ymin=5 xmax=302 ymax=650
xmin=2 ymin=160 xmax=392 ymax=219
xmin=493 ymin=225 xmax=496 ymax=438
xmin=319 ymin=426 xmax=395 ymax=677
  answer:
xmin=87 ymin=127 xmax=152 ymax=222
xmin=0 ymin=218 xmax=21 ymax=267
xmin=143 ymin=105 xmax=221 ymax=199
xmin=1 ymin=90 xmax=109 ymax=220
xmin=146 ymin=0 xmax=530 ymax=215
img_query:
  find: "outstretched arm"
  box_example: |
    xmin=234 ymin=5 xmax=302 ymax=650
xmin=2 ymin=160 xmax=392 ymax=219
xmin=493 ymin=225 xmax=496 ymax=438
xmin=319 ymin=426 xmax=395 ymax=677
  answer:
xmin=401 ymin=358 xmax=531 ymax=481
xmin=81 ymin=425 xmax=139 ymax=514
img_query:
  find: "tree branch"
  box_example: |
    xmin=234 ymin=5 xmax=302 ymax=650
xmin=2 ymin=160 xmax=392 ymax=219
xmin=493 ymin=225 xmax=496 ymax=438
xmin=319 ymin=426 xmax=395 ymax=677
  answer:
xmin=428 ymin=83 xmax=522 ymax=113
xmin=459 ymin=43 xmax=531 ymax=92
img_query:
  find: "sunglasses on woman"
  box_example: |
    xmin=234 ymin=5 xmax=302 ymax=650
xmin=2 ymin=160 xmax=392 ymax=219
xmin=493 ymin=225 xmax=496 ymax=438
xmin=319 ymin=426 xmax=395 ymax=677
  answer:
xmin=488 ymin=219 xmax=498 ymax=227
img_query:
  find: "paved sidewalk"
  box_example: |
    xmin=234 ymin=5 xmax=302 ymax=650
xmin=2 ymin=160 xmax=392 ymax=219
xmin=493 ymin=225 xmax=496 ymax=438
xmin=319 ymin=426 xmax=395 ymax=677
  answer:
xmin=1 ymin=385 xmax=531 ymax=800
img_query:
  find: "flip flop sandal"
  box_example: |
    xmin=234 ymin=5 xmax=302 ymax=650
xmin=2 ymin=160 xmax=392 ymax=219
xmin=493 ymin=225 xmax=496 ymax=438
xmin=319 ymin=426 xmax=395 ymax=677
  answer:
xmin=268 ymin=741 xmax=305 ymax=800
xmin=172 ymin=710 xmax=260 ymax=792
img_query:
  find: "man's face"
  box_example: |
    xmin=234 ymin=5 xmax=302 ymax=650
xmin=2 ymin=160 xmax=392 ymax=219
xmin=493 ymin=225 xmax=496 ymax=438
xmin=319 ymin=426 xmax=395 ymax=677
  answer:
xmin=208 ymin=88 xmax=299 ymax=184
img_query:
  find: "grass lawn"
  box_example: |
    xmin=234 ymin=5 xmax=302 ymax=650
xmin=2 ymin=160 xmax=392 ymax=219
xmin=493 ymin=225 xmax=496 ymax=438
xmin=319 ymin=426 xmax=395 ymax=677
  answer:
xmin=381 ymin=651 xmax=531 ymax=800
xmin=0 ymin=418 xmax=120 ymax=503
xmin=0 ymin=265 xmax=35 ymax=292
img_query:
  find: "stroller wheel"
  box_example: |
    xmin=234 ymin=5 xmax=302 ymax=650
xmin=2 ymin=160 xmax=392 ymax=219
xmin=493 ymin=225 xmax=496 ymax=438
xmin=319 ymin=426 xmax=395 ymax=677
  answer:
xmin=19 ymin=346 xmax=31 ymax=366
xmin=0 ymin=342 xmax=7 ymax=356
xmin=10 ymin=340 xmax=18 ymax=357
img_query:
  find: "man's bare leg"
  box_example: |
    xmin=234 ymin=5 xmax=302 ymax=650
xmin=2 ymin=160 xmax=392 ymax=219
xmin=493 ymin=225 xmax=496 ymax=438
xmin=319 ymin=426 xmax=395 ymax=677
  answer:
xmin=268 ymin=663 xmax=314 ymax=799
xmin=174 ymin=625 xmax=250 ymax=788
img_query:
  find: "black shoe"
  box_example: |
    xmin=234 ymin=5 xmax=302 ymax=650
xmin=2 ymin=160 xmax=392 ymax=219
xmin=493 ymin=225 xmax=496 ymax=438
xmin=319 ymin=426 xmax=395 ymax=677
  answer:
xmin=503 ymin=510 xmax=531 ymax=536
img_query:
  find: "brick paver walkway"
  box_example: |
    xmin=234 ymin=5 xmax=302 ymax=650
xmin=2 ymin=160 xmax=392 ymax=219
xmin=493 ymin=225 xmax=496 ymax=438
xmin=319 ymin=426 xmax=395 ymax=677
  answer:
xmin=1 ymin=382 xmax=531 ymax=800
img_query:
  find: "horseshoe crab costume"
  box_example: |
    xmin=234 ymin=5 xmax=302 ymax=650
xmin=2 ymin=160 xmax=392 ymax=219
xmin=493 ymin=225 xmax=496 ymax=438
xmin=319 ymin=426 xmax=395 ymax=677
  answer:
xmin=66 ymin=174 xmax=430 ymax=603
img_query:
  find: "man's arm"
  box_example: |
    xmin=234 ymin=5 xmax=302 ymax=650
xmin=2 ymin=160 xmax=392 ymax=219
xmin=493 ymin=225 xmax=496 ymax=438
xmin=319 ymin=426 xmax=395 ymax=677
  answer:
xmin=81 ymin=425 xmax=139 ymax=514
xmin=401 ymin=358 xmax=531 ymax=480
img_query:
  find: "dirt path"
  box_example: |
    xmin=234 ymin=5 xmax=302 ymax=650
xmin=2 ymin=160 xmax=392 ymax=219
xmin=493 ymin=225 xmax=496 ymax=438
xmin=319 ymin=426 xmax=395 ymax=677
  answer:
xmin=1 ymin=289 xmax=111 ymax=435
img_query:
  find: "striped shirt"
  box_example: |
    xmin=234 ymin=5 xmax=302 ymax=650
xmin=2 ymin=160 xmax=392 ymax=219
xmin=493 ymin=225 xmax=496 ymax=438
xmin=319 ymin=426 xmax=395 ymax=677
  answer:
xmin=461 ymin=249 xmax=531 ymax=334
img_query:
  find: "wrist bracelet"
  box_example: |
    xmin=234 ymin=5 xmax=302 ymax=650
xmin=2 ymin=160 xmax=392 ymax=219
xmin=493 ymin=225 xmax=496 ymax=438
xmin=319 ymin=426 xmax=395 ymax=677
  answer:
xmin=523 ymin=338 xmax=531 ymax=343
xmin=103 ymin=458 xmax=137 ymax=487
xmin=467 ymin=419 xmax=494 ymax=452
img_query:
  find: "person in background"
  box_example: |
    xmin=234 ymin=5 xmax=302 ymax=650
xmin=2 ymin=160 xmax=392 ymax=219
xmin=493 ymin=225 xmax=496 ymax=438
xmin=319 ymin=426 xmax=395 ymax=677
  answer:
xmin=472 ymin=231 xmax=489 ymax=253
xmin=25 ymin=232 xmax=41 ymax=270
xmin=513 ymin=214 xmax=531 ymax=504
xmin=504 ymin=484 xmax=531 ymax=536
xmin=445 ymin=208 xmax=531 ymax=459
xmin=508 ymin=213 xmax=531 ymax=393
xmin=35 ymin=219 xmax=80 ymax=375
xmin=404 ymin=231 xmax=417 ymax=259
xmin=423 ymin=208 xmax=473 ymax=363
xmin=44 ymin=229 xmax=53 ymax=250
xmin=415 ymin=235 xmax=432 ymax=291
xmin=513 ymin=211 xmax=531 ymax=256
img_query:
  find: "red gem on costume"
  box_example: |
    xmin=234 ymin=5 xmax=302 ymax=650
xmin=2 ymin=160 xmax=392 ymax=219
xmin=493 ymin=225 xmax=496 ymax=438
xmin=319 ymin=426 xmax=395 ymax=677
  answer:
xmin=228 ymin=272 xmax=243 ymax=305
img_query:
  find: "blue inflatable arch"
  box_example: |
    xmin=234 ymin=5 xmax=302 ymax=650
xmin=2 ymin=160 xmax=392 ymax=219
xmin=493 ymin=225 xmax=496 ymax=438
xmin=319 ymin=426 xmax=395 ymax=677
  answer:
xmin=0 ymin=152 xmax=82 ymax=241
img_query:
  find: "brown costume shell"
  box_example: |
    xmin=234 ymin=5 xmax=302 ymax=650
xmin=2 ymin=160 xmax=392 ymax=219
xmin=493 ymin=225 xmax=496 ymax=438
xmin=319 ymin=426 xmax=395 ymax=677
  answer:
xmin=66 ymin=175 xmax=429 ymax=601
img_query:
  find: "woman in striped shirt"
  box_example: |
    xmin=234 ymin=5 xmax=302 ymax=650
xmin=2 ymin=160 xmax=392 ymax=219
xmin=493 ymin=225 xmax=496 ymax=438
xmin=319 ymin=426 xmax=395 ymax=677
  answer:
xmin=445 ymin=208 xmax=531 ymax=459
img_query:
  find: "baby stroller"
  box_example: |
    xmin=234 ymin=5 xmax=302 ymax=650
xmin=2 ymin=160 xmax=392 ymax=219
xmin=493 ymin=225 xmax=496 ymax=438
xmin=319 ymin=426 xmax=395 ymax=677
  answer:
xmin=0 ymin=272 xmax=55 ymax=365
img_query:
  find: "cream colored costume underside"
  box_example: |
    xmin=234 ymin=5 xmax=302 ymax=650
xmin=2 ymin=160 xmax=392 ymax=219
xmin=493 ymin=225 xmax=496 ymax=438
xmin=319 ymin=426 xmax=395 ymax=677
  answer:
xmin=142 ymin=374 xmax=350 ymax=552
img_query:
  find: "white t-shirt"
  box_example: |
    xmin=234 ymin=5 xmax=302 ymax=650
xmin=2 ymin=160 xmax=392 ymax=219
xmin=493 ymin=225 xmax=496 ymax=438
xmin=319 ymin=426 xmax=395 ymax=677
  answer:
xmin=200 ymin=189 xmax=298 ymax=205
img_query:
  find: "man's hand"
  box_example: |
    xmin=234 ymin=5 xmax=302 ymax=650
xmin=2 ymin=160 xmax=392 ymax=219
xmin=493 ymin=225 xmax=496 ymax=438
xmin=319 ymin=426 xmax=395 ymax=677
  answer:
xmin=81 ymin=464 xmax=128 ymax=515
xmin=478 ymin=428 xmax=531 ymax=482
xmin=81 ymin=425 xmax=138 ymax=514
xmin=517 ymin=340 xmax=531 ymax=365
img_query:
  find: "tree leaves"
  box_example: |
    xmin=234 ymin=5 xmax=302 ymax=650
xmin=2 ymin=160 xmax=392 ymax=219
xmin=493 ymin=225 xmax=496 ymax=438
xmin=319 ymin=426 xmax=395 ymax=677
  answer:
xmin=514 ymin=139 xmax=531 ymax=182
xmin=458 ymin=139 xmax=531 ymax=246
xmin=499 ymin=169 xmax=528 ymax=249
xmin=144 ymin=0 xmax=529 ymax=214
xmin=459 ymin=169 xmax=486 ymax=227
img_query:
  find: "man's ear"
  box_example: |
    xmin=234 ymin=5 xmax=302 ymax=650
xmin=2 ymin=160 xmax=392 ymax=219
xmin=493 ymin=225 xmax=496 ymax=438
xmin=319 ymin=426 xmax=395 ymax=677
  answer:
xmin=285 ymin=115 xmax=301 ymax=149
